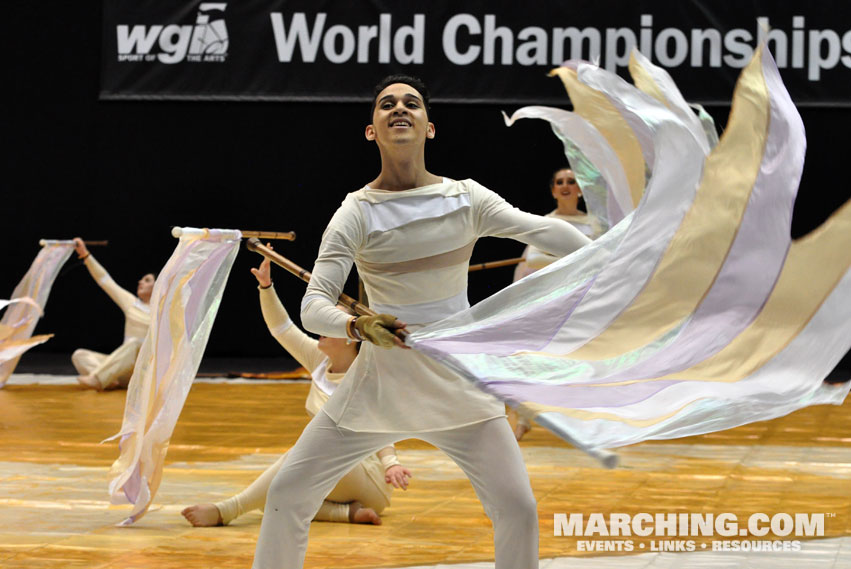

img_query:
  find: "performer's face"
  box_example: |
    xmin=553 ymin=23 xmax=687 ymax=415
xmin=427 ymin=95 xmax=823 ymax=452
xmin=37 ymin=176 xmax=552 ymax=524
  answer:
xmin=366 ymin=83 xmax=435 ymax=147
xmin=137 ymin=273 xmax=155 ymax=301
xmin=551 ymin=169 xmax=581 ymax=203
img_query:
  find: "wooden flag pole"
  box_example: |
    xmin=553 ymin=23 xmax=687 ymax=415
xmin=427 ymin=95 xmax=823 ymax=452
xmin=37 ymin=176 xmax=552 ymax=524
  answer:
xmin=244 ymin=238 xmax=409 ymax=341
xmin=239 ymin=230 xmax=296 ymax=241
xmin=170 ymin=228 xmax=295 ymax=241
xmin=468 ymin=257 xmax=525 ymax=272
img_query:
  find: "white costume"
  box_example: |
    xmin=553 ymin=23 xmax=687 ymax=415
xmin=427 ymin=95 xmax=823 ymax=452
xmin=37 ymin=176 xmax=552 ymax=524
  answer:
xmin=71 ymin=255 xmax=150 ymax=389
xmin=215 ymin=286 xmax=395 ymax=524
xmin=253 ymin=178 xmax=590 ymax=569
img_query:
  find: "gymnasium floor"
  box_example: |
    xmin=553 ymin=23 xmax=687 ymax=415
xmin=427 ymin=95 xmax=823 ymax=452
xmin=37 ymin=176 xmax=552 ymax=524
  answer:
xmin=1 ymin=373 xmax=849 ymax=569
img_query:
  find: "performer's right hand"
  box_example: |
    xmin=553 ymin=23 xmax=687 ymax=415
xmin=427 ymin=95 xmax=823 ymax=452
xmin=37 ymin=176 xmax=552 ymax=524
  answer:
xmin=72 ymin=237 xmax=89 ymax=259
xmin=250 ymin=243 xmax=273 ymax=288
xmin=355 ymin=314 xmax=408 ymax=349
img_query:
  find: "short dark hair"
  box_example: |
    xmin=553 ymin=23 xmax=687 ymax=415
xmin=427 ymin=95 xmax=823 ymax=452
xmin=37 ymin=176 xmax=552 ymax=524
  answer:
xmin=370 ymin=74 xmax=431 ymax=121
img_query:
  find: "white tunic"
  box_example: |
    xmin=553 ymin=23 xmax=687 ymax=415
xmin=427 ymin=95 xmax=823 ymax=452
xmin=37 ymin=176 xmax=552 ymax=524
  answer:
xmin=301 ymin=178 xmax=590 ymax=432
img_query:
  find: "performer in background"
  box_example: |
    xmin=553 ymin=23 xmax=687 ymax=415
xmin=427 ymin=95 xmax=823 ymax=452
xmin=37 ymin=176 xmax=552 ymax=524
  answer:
xmin=251 ymin=75 xmax=590 ymax=569
xmin=514 ymin=167 xmax=603 ymax=280
xmin=182 ymin=250 xmax=411 ymax=527
xmin=71 ymin=238 xmax=152 ymax=391
xmin=511 ymin=167 xmax=604 ymax=439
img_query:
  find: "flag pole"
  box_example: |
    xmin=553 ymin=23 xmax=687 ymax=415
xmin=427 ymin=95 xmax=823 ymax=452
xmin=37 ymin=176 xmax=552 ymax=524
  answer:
xmin=239 ymin=230 xmax=296 ymax=241
xmin=244 ymin=238 xmax=409 ymax=341
xmin=468 ymin=257 xmax=525 ymax=272
xmin=170 ymin=227 xmax=295 ymax=241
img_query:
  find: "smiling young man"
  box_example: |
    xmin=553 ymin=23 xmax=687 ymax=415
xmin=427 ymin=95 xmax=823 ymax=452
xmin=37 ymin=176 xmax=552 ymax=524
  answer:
xmin=251 ymin=75 xmax=590 ymax=569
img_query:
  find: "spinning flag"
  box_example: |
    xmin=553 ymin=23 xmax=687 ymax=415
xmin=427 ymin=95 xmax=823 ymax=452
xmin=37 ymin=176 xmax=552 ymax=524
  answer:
xmin=0 ymin=241 xmax=74 ymax=386
xmin=505 ymin=48 xmax=720 ymax=232
xmin=106 ymin=228 xmax=240 ymax=524
xmin=410 ymin=46 xmax=851 ymax=455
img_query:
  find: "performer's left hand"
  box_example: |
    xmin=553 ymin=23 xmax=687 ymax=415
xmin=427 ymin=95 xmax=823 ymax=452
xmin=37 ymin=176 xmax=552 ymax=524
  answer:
xmin=385 ymin=465 xmax=412 ymax=490
xmin=355 ymin=314 xmax=409 ymax=349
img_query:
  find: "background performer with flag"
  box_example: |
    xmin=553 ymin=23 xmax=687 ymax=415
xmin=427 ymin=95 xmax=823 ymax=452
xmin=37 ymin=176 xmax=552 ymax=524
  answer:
xmin=70 ymin=237 xmax=154 ymax=391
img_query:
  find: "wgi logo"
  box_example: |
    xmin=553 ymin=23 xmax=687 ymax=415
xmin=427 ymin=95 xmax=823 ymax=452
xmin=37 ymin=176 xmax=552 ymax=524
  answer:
xmin=117 ymin=3 xmax=228 ymax=64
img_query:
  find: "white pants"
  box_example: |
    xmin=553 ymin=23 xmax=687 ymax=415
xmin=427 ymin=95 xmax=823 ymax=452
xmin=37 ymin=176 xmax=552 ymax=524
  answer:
xmin=252 ymin=412 xmax=538 ymax=569
xmin=71 ymin=339 xmax=141 ymax=389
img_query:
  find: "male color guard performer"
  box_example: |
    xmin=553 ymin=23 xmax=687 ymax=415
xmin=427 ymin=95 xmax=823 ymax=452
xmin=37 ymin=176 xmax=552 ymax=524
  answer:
xmin=251 ymin=75 xmax=590 ymax=569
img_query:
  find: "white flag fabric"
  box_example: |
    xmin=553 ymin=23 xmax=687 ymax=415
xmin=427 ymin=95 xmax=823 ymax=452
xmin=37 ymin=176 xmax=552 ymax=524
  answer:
xmin=106 ymin=228 xmax=240 ymax=525
xmin=0 ymin=242 xmax=74 ymax=386
xmin=504 ymin=48 xmax=720 ymax=233
xmin=410 ymin=46 xmax=851 ymax=455
xmin=0 ymin=298 xmax=51 ymax=368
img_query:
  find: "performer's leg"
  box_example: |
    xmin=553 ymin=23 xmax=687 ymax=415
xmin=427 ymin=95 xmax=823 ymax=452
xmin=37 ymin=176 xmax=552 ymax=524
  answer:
xmin=71 ymin=349 xmax=106 ymax=376
xmin=324 ymin=456 xmax=391 ymax=514
xmin=422 ymin=418 xmax=539 ymax=569
xmin=252 ymin=411 xmax=395 ymax=569
xmin=185 ymin=449 xmax=387 ymax=526
xmin=316 ymin=456 xmax=391 ymax=524
xmin=182 ymin=453 xmax=290 ymax=527
xmin=73 ymin=349 xmax=109 ymax=390
xmin=90 ymin=340 xmax=141 ymax=389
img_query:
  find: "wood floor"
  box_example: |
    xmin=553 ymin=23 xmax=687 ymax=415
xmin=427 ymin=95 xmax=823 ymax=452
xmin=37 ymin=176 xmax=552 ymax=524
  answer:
xmin=1 ymin=378 xmax=850 ymax=568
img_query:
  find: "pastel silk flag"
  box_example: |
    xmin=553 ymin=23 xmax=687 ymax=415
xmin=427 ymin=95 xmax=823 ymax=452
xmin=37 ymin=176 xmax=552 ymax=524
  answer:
xmin=0 ymin=241 xmax=74 ymax=386
xmin=106 ymin=228 xmax=240 ymax=525
xmin=627 ymin=48 xmax=717 ymax=155
xmin=503 ymin=106 xmax=631 ymax=231
xmin=409 ymin=46 xmax=851 ymax=454
xmin=0 ymin=298 xmax=51 ymax=370
xmin=505 ymin=49 xmax=720 ymax=232
xmin=550 ymin=62 xmax=647 ymax=210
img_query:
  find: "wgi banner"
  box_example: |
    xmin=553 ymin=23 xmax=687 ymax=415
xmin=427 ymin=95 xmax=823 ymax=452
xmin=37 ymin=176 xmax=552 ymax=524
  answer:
xmin=100 ymin=0 xmax=851 ymax=105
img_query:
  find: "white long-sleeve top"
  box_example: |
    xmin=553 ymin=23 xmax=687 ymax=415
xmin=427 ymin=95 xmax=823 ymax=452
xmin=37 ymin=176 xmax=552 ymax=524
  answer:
xmin=83 ymin=255 xmax=150 ymax=343
xmin=301 ymin=178 xmax=591 ymax=432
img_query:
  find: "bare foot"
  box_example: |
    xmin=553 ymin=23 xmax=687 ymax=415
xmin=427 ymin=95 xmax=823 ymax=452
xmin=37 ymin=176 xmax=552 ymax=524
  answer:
xmin=181 ymin=504 xmax=223 ymax=527
xmin=514 ymin=423 xmax=530 ymax=441
xmin=349 ymin=502 xmax=382 ymax=525
xmin=76 ymin=375 xmax=102 ymax=391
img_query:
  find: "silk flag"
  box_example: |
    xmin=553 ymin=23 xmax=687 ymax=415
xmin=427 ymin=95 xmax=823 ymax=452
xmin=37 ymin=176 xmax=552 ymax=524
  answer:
xmin=410 ymin=46 xmax=851 ymax=457
xmin=504 ymin=48 xmax=720 ymax=232
xmin=106 ymin=228 xmax=240 ymax=524
xmin=0 ymin=298 xmax=50 ymax=373
xmin=0 ymin=241 xmax=74 ymax=386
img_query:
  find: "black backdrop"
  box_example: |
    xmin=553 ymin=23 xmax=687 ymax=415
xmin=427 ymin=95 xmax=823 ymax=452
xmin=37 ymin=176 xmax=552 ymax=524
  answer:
xmin=5 ymin=2 xmax=851 ymax=369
